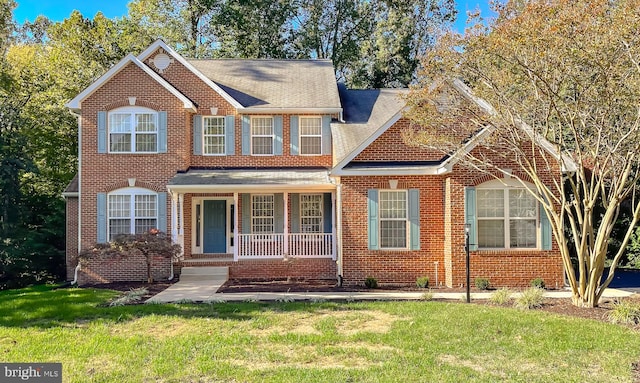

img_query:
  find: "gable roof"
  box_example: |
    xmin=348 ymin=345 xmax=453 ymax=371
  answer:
xmin=331 ymin=80 xmax=577 ymax=176
xmin=137 ymin=40 xmax=243 ymax=109
xmin=331 ymin=86 xmax=409 ymax=173
xmin=189 ymin=59 xmax=342 ymax=113
xmin=66 ymin=53 xmax=196 ymax=113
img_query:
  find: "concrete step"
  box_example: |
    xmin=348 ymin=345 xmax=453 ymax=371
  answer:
xmin=180 ymin=266 xmax=229 ymax=278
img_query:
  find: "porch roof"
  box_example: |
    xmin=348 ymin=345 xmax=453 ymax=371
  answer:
xmin=167 ymin=168 xmax=336 ymax=193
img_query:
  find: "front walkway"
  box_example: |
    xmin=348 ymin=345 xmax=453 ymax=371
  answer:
xmin=147 ymin=281 xmax=634 ymax=303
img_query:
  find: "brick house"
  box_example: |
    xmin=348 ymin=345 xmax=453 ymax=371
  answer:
xmin=64 ymin=40 xmax=565 ymax=288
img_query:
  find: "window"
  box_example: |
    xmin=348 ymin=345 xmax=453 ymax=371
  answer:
xmin=203 ymin=116 xmax=225 ymax=155
xmin=379 ymin=190 xmax=408 ymax=248
xmin=299 ymin=117 xmax=322 ymax=155
xmin=252 ymin=194 xmax=274 ymax=233
xmin=251 ymin=117 xmax=274 ymax=155
xmin=477 ymin=186 xmax=537 ymax=249
xmin=108 ymin=189 xmax=157 ymax=241
xmin=300 ymin=194 xmax=323 ymax=233
xmin=109 ymin=107 xmax=157 ymax=153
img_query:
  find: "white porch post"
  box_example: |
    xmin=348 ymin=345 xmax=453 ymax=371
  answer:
xmin=178 ymin=194 xmax=184 ymax=254
xmin=332 ymin=191 xmax=337 ymax=261
xmin=233 ymin=192 xmax=238 ymax=261
xmin=170 ymin=192 xmax=178 ymax=244
xmin=283 ymin=192 xmax=289 ymax=257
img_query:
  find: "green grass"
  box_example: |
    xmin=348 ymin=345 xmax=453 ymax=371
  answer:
xmin=1 ymin=285 xmax=640 ymax=382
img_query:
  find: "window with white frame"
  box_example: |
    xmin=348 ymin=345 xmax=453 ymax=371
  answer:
xmin=300 ymin=194 xmax=323 ymax=233
xmin=108 ymin=188 xmax=157 ymax=241
xmin=251 ymin=117 xmax=274 ymax=155
xmin=203 ymin=116 xmax=226 ymax=155
xmin=477 ymin=185 xmax=537 ymax=249
xmin=299 ymin=117 xmax=322 ymax=155
xmin=109 ymin=107 xmax=157 ymax=153
xmin=379 ymin=190 xmax=408 ymax=248
xmin=252 ymin=194 xmax=274 ymax=233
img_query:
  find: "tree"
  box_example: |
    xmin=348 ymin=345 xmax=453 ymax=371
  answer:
xmin=80 ymin=230 xmax=181 ymax=284
xmin=350 ymin=0 xmax=456 ymax=88
xmin=405 ymin=0 xmax=640 ymax=307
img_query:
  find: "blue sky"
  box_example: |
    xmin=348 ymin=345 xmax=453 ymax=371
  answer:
xmin=14 ymin=0 xmax=493 ymax=34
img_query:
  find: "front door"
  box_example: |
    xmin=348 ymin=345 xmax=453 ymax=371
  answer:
xmin=203 ymin=200 xmax=227 ymax=253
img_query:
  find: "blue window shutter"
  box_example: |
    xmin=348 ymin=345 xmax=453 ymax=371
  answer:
xmin=97 ymin=193 xmax=107 ymax=243
xmin=323 ymin=193 xmax=332 ymax=234
xmin=97 ymin=111 xmax=107 ymax=153
xmin=291 ymin=194 xmax=300 ymax=233
xmin=242 ymin=116 xmax=250 ymax=155
xmin=322 ymin=115 xmax=332 ymax=155
xmin=368 ymin=189 xmax=379 ymax=250
xmin=225 ymin=115 xmax=235 ymax=155
xmin=158 ymin=111 xmax=167 ymax=153
xmin=274 ymin=193 xmax=284 ymax=233
xmin=290 ymin=115 xmax=299 ymax=155
xmin=409 ymin=189 xmax=420 ymax=250
xmin=242 ymin=194 xmax=251 ymax=233
xmin=540 ymin=202 xmax=552 ymax=250
xmin=193 ymin=115 xmax=202 ymax=155
xmin=157 ymin=192 xmax=167 ymax=233
xmin=274 ymin=115 xmax=283 ymax=155
xmin=464 ymin=187 xmax=478 ymax=251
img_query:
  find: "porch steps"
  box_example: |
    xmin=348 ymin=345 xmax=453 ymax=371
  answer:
xmin=147 ymin=266 xmax=228 ymax=303
xmin=180 ymin=256 xmax=234 ymax=267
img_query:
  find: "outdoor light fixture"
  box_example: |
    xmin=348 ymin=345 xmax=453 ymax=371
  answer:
xmin=465 ymin=223 xmax=471 ymax=303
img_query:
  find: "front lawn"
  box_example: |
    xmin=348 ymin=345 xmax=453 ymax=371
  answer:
xmin=1 ymin=285 xmax=639 ymax=382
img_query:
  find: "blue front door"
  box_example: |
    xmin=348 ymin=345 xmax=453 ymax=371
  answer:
xmin=203 ymin=200 xmax=227 ymax=253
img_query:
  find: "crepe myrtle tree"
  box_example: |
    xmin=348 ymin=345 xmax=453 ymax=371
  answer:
xmin=80 ymin=229 xmax=181 ymax=283
xmin=404 ymin=0 xmax=640 ymax=307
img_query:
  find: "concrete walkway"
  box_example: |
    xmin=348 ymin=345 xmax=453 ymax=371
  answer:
xmin=146 ymin=266 xmax=228 ymax=303
xmin=147 ymin=277 xmax=635 ymax=303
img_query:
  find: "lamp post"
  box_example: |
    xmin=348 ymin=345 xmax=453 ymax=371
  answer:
xmin=465 ymin=223 xmax=471 ymax=303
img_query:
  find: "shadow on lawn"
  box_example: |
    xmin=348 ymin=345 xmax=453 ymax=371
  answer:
xmin=0 ymin=284 xmax=348 ymax=329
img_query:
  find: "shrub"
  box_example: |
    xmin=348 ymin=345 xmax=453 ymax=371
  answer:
xmin=109 ymin=287 xmax=149 ymax=306
xmin=530 ymin=278 xmax=546 ymax=289
xmin=490 ymin=288 xmax=512 ymax=305
xmin=474 ymin=277 xmax=490 ymax=290
xmin=420 ymin=291 xmax=434 ymax=301
xmin=608 ymin=300 xmax=640 ymax=324
xmin=364 ymin=276 xmax=378 ymax=289
xmin=514 ymin=287 xmax=545 ymax=310
xmin=416 ymin=276 xmax=430 ymax=288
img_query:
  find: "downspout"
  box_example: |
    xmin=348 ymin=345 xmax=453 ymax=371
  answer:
xmin=336 ymin=183 xmax=344 ymax=285
xmin=71 ymin=264 xmax=81 ymax=285
xmin=168 ymin=261 xmax=174 ymax=281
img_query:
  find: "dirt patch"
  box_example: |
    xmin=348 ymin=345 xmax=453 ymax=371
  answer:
xmin=87 ymin=281 xmax=177 ymax=301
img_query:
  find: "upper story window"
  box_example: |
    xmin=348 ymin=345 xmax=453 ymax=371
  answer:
xmin=299 ymin=117 xmax=322 ymax=155
xmin=476 ymin=180 xmax=538 ymax=249
xmin=203 ymin=116 xmax=226 ymax=155
xmin=109 ymin=107 xmax=157 ymax=153
xmin=251 ymin=117 xmax=274 ymax=155
xmin=108 ymin=188 xmax=157 ymax=241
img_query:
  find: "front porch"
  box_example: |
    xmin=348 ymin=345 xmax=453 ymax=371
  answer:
xmin=167 ymin=169 xmax=338 ymax=264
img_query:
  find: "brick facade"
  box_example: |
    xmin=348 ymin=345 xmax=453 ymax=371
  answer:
xmin=66 ymin=41 xmax=565 ymax=288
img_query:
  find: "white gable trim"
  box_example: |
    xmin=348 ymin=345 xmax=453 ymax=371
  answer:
xmin=66 ymin=53 xmax=196 ymax=113
xmin=138 ymin=40 xmax=243 ymax=109
xmin=332 ymin=111 xmax=404 ymax=172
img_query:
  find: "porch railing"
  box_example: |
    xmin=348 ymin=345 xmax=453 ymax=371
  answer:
xmin=238 ymin=233 xmax=334 ymax=259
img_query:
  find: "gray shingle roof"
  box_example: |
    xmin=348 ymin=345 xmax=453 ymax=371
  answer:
xmin=188 ymin=59 xmax=341 ymax=110
xmin=331 ymin=85 xmax=407 ymax=164
xmin=168 ymin=168 xmax=334 ymax=188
